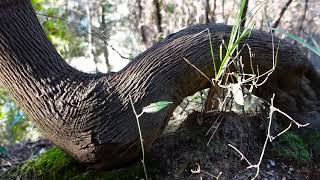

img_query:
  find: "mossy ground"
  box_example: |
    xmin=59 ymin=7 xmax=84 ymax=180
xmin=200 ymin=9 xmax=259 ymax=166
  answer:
xmin=273 ymin=131 xmax=311 ymax=162
xmin=0 ymin=147 xmax=160 ymax=180
xmin=21 ymin=147 xmax=79 ymax=178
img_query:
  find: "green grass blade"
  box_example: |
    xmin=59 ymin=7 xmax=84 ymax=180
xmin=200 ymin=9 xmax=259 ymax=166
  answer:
xmin=272 ymin=28 xmax=320 ymax=57
xmin=207 ymin=29 xmax=217 ymax=76
xmin=215 ymin=0 xmax=251 ymax=81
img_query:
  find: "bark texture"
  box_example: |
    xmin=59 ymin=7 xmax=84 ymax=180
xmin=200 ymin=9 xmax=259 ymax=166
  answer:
xmin=0 ymin=0 xmax=319 ymax=169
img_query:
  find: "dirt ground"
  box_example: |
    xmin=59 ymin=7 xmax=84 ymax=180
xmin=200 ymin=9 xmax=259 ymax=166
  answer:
xmin=151 ymin=111 xmax=320 ymax=180
xmin=1 ymin=111 xmax=320 ymax=179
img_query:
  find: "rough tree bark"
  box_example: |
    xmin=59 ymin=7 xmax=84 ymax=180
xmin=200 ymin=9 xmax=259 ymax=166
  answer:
xmin=0 ymin=0 xmax=319 ymax=170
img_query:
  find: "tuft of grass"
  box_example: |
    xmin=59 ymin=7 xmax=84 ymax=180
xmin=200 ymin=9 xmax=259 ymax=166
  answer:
xmin=213 ymin=0 xmax=253 ymax=82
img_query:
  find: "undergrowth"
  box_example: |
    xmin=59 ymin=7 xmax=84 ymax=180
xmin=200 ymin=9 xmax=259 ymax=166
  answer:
xmin=273 ymin=131 xmax=311 ymax=162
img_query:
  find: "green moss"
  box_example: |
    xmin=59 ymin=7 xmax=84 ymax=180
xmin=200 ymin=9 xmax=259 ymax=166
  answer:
xmin=0 ymin=147 xmax=79 ymax=179
xmin=303 ymin=129 xmax=320 ymax=144
xmin=273 ymin=131 xmax=311 ymax=162
xmin=0 ymin=147 xmax=160 ymax=179
xmin=20 ymin=147 xmax=80 ymax=179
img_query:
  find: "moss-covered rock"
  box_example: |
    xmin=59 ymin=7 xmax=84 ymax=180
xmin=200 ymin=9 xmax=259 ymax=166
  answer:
xmin=21 ymin=147 xmax=79 ymax=178
xmin=0 ymin=147 xmax=160 ymax=180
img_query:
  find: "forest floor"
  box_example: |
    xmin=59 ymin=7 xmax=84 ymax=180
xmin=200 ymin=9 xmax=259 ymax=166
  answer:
xmin=151 ymin=111 xmax=320 ymax=179
xmin=1 ymin=111 xmax=320 ymax=179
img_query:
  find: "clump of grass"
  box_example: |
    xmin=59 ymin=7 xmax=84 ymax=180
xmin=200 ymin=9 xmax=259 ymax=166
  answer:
xmin=213 ymin=0 xmax=253 ymax=82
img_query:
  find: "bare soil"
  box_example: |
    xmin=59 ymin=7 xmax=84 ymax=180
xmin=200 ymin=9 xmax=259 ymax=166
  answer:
xmin=151 ymin=111 xmax=320 ymax=179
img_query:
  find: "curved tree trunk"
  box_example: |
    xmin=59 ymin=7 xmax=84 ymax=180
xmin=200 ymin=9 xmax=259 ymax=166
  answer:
xmin=0 ymin=0 xmax=319 ymax=169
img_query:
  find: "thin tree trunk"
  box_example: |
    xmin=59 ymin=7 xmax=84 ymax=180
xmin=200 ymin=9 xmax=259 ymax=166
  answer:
xmin=205 ymin=0 xmax=210 ymax=24
xmin=153 ymin=0 xmax=162 ymax=33
xmin=86 ymin=0 xmax=98 ymax=72
xmin=222 ymin=0 xmax=225 ymax=22
xmin=212 ymin=0 xmax=217 ymax=22
xmin=298 ymin=0 xmax=308 ymax=36
xmin=100 ymin=1 xmax=111 ymax=72
xmin=0 ymin=0 xmax=319 ymax=170
xmin=272 ymin=0 xmax=293 ymax=28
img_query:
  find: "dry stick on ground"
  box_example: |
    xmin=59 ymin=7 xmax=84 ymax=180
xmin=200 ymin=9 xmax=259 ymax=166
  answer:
xmin=271 ymin=0 xmax=293 ymax=28
xmin=228 ymin=94 xmax=309 ymax=180
xmin=191 ymin=163 xmax=222 ymax=179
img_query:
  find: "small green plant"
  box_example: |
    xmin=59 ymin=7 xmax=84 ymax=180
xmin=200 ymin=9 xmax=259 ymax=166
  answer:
xmin=211 ymin=0 xmax=253 ymax=82
xmin=202 ymin=0 xmax=309 ymax=179
xmin=205 ymin=0 xmax=264 ymax=108
xmin=129 ymin=96 xmax=172 ymax=180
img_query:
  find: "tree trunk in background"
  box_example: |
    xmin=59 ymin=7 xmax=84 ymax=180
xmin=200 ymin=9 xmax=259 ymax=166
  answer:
xmin=298 ymin=0 xmax=308 ymax=36
xmin=212 ymin=0 xmax=217 ymax=22
xmin=205 ymin=0 xmax=210 ymax=24
xmin=153 ymin=0 xmax=162 ymax=34
xmin=85 ymin=0 xmax=99 ymax=72
xmin=100 ymin=1 xmax=111 ymax=72
xmin=222 ymin=0 xmax=225 ymax=22
xmin=0 ymin=0 xmax=320 ymax=170
xmin=272 ymin=0 xmax=293 ymax=28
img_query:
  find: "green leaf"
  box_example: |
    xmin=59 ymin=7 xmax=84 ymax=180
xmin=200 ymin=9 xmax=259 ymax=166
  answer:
xmin=0 ymin=146 xmax=8 ymax=154
xmin=47 ymin=8 xmax=58 ymax=17
xmin=166 ymin=3 xmax=175 ymax=14
xmin=142 ymin=101 xmax=172 ymax=113
xmin=272 ymin=28 xmax=320 ymax=57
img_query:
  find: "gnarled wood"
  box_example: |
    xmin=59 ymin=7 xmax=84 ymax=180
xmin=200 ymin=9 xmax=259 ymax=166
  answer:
xmin=0 ymin=0 xmax=319 ymax=169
